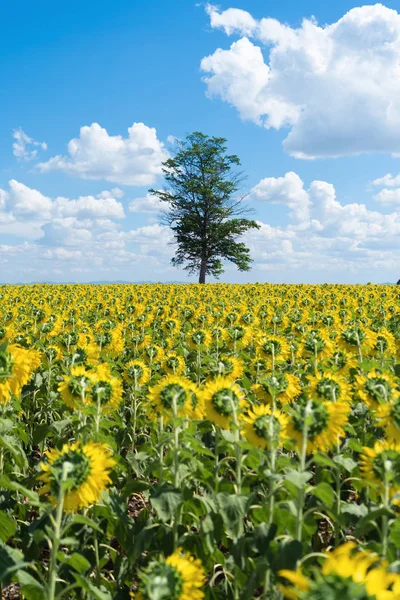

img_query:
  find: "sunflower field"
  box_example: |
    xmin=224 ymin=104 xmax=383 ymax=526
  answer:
xmin=1 ymin=283 xmax=400 ymax=600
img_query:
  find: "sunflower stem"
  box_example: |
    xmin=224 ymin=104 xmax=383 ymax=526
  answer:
xmin=229 ymin=396 xmax=242 ymax=494
xmin=268 ymin=394 xmax=277 ymax=526
xmin=95 ymin=391 xmax=102 ymax=441
xmin=296 ymin=401 xmax=310 ymax=543
xmin=94 ymin=530 xmax=101 ymax=587
xmin=382 ymin=470 xmax=390 ymax=558
xmin=131 ymin=386 xmax=137 ymax=451
xmin=172 ymin=394 xmax=180 ymax=549
xmin=159 ymin=416 xmax=164 ymax=484
xmin=334 ymin=447 xmax=341 ymax=547
xmin=47 ymin=464 xmax=67 ymax=600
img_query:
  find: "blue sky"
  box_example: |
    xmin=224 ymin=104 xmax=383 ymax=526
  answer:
xmin=1 ymin=0 xmax=400 ymax=283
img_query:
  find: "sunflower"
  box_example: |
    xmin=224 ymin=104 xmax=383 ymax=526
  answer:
xmin=225 ymin=325 xmax=253 ymax=350
xmin=58 ymin=365 xmax=94 ymax=409
xmin=161 ymin=352 xmax=186 ymax=376
xmin=202 ymin=376 xmax=246 ymax=429
xmin=256 ymin=335 xmax=291 ymax=366
xmin=135 ymin=548 xmax=205 ymax=600
xmin=42 ymin=345 xmax=62 ymax=364
xmin=252 ymin=372 xmax=302 ymax=406
xmin=206 ymin=355 xmax=244 ymax=381
xmin=142 ymin=344 xmax=165 ymax=366
xmin=162 ymin=318 xmax=181 ymax=335
xmin=354 ymin=369 xmax=400 ymax=408
xmin=375 ymin=398 xmax=400 ymax=441
xmin=38 ymin=441 xmax=115 ymax=512
xmin=241 ymin=404 xmax=289 ymax=449
xmin=323 ymin=349 xmax=358 ymax=376
xmin=94 ymin=326 xmax=124 ymax=355
xmin=302 ymin=329 xmax=334 ymax=360
xmin=209 ymin=326 xmax=229 ymax=348
xmin=360 ymin=440 xmax=400 ymax=505
xmin=88 ymin=364 xmax=123 ymax=413
xmin=147 ymin=375 xmax=201 ymax=419
xmin=286 ymin=397 xmax=350 ymax=453
xmin=0 ymin=342 xmax=41 ymax=405
xmin=123 ymin=359 xmax=151 ymax=388
xmin=187 ymin=330 xmax=212 ymax=351
xmin=68 ymin=342 xmax=100 ymax=367
xmin=338 ymin=325 xmax=377 ymax=356
xmin=308 ymin=372 xmax=351 ymax=403
xmin=372 ymin=328 xmax=397 ymax=357
xmin=279 ymin=542 xmax=400 ymax=600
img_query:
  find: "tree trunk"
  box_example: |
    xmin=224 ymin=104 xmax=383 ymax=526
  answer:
xmin=199 ymin=258 xmax=207 ymax=284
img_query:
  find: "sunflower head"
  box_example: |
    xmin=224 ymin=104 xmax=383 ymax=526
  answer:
xmin=39 ymin=441 xmax=115 ymax=512
xmin=206 ymin=355 xmax=244 ymax=381
xmin=302 ymin=330 xmax=333 ymax=359
xmin=162 ymin=353 xmax=186 ymax=376
xmin=360 ymin=440 xmax=400 ymax=503
xmin=375 ymin=399 xmax=400 ymax=441
xmin=58 ymin=366 xmax=93 ymax=409
xmin=202 ymin=377 xmax=245 ymax=429
xmin=354 ymin=370 xmax=399 ymax=408
xmin=287 ymin=397 xmax=349 ymax=453
xmin=136 ymin=548 xmax=205 ymax=600
xmin=89 ymin=366 xmax=123 ymax=413
xmin=308 ymin=372 xmax=350 ymax=403
xmin=256 ymin=335 xmax=290 ymax=362
xmin=148 ymin=375 xmax=199 ymax=419
xmin=241 ymin=404 xmax=289 ymax=449
xmin=0 ymin=341 xmax=14 ymax=383
xmin=280 ymin=542 xmax=400 ymax=600
xmin=252 ymin=373 xmax=301 ymax=405
xmin=124 ymin=359 xmax=151 ymax=388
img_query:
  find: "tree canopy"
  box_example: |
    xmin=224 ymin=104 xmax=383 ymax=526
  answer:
xmin=150 ymin=132 xmax=259 ymax=283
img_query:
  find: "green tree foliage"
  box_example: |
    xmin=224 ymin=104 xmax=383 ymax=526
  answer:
xmin=150 ymin=132 xmax=260 ymax=283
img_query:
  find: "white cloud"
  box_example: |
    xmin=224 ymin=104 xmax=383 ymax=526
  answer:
xmin=8 ymin=180 xmax=53 ymax=219
xmin=372 ymin=172 xmax=400 ymax=187
xmin=37 ymin=122 xmax=169 ymax=185
xmin=0 ymin=180 xmax=125 ymax=225
xmin=202 ymin=4 xmax=400 ymax=158
xmin=54 ymin=193 xmax=125 ymax=219
xmin=250 ymin=171 xmax=311 ymax=224
xmin=13 ymin=128 xmax=47 ymax=161
xmin=128 ymin=192 xmax=163 ymax=213
xmin=205 ymin=4 xmax=257 ymax=36
xmin=40 ymin=218 xmax=93 ymax=247
xmin=373 ymin=187 xmax=400 ymax=206
xmin=243 ymin=170 xmax=400 ymax=280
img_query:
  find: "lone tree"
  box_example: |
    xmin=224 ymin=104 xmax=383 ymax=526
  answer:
xmin=150 ymin=132 xmax=260 ymax=283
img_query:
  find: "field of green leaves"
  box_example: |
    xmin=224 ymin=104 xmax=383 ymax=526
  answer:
xmin=1 ymin=283 xmax=400 ymax=599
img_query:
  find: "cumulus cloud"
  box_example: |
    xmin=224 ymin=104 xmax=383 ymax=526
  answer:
xmin=0 ymin=180 xmax=125 ymax=224
xmin=13 ymin=128 xmax=47 ymax=161
xmin=250 ymin=171 xmax=311 ymax=224
xmin=37 ymin=122 xmax=169 ymax=185
xmin=372 ymin=172 xmax=400 ymax=188
xmin=202 ymin=4 xmax=400 ymax=158
xmin=128 ymin=192 xmax=163 ymax=213
xmin=249 ymin=172 xmax=400 ymax=243
xmin=7 ymin=180 xmax=53 ymax=220
xmin=373 ymin=188 xmax=400 ymax=206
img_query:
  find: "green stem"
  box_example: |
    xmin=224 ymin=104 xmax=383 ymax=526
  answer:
xmin=131 ymin=387 xmax=137 ymax=450
xmin=296 ymin=402 xmax=310 ymax=543
xmin=172 ymin=395 xmax=180 ymax=549
xmin=94 ymin=531 xmax=101 ymax=587
xmin=382 ymin=474 xmax=390 ymax=558
xmin=47 ymin=465 xmax=67 ymax=600
xmin=214 ymin=426 xmax=219 ymax=494
xmin=230 ymin=397 xmax=242 ymax=494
